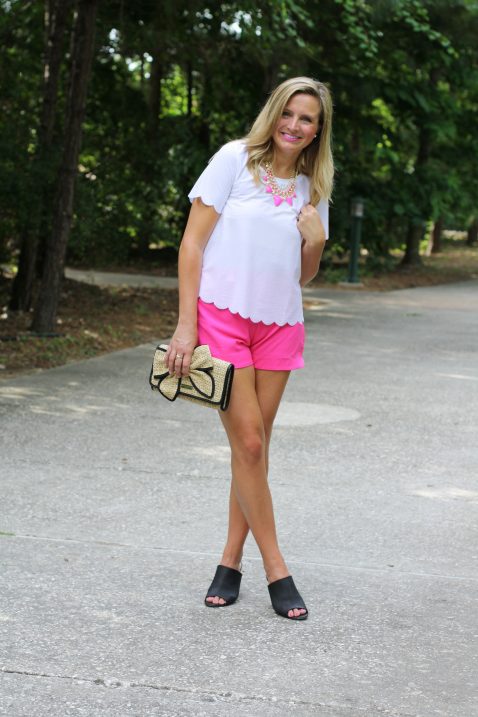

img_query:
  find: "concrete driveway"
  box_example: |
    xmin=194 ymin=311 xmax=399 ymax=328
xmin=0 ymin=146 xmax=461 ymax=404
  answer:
xmin=1 ymin=280 xmax=477 ymax=716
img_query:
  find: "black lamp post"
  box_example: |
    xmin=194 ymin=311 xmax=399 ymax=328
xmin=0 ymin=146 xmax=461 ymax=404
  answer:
xmin=346 ymin=197 xmax=365 ymax=284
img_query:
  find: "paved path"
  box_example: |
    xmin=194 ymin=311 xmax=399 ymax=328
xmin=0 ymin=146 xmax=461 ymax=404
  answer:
xmin=1 ymin=281 xmax=477 ymax=717
xmin=65 ymin=267 xmax=179 ymax=290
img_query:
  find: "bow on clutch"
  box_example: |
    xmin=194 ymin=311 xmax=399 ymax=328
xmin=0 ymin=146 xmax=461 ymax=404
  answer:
xmin=151 ymin=344 xmax=215 ymax=401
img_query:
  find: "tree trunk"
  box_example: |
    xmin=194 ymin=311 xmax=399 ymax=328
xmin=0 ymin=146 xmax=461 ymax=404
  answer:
xmin=9 ymin=0 xmax=72 ymax=312
xmin=401 ymin=125 xmax=431 ymax=267
xmin=431 ymin=216 xmax=444 ymax=254
xmin=148 ymin=47 xmax=162 ymax=140
xmin=186 ymin=60 xmax=193 ymax=117
xmin=31 ymin=0 xmax=98 ymax=334
xmin=467 ymin=218 xmax=477 ymax=246
xmin=137 ymin=4 xmax=163 ymax=259
xmin=140 ymin=53 xmax=145 ymax=89
xmin=199 ymin=64 xmax=212 ymax=150
xmin=402 ymin=220 xmax=424 ymax=266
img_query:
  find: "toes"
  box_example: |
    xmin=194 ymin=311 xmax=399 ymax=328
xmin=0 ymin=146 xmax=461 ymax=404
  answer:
xmin=206 ymin=595 xmax=226 ymax=605
xmin=288 ymin=608 xmax=306 ymax=618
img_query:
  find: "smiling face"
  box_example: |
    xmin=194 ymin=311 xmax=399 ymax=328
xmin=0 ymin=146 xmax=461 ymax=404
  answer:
xmin=272 ymin=92 xmax=321 ymax=163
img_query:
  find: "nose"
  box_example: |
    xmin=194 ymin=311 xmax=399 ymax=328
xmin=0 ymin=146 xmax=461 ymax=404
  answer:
xmin=286 ymin=115 xmax=299 ymax=131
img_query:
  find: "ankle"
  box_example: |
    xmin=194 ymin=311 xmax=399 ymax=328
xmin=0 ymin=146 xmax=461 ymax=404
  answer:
xmin=220 ymin=550 xmax=243 ymax=572
xmin=263 ymin=557 xmax=289 ymax=584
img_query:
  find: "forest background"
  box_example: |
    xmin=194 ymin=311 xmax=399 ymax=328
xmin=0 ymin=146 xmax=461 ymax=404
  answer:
xmin=1 ymin=0 xmax=478 ymax=372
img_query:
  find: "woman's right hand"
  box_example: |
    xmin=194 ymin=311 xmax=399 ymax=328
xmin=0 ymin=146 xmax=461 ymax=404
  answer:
xmin=164 ymin=324 xmax=197 ymax=378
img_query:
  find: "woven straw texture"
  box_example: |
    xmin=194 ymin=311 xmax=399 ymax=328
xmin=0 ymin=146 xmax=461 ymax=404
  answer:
xmin=150 ymin=344 xmax=234 ymax=411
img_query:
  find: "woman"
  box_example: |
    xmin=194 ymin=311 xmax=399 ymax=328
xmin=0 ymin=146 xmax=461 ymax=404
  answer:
xmin=165 ymin=76 xmax=333 ymax=620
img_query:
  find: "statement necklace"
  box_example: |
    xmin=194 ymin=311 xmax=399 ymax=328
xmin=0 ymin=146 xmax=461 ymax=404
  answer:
xmin=262 ymin=161 xmax=297 ymax=206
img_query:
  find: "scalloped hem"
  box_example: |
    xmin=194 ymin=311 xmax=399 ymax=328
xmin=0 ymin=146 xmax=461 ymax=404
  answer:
xmin=198 ymin=296 xmax=303 ymax=327
xmin=188 ymin=193 xmax=223 ymax=215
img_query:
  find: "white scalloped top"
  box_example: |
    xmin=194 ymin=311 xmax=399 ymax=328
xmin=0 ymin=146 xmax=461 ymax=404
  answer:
xmin=188 ymin=140 xmax=329 ymax=326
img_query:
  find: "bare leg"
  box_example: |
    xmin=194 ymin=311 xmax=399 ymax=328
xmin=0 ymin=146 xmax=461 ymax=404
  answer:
xmin=217 ymin=367 xmax=282 ymax=575
xmin=206 ymin=367 xmax=305 ymax=617
xmin=207 ymin=366 xmax=286 ymax=599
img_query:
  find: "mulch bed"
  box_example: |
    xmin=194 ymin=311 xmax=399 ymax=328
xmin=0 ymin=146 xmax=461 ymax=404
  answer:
xmin=0 ymin=277 xmax=178 ymax=378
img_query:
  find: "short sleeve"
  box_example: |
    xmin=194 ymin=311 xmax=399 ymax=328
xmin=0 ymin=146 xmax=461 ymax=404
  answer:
xmin=188 ymin=141 xmax=242 ymax=214
xmin=316 ymin=198 xmax=329 ymax=240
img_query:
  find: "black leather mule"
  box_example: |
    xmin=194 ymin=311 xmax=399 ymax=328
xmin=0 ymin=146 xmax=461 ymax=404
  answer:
xmin=267 ymin=575 xmax=308 ymax=620
xmin=204 ymin=565 xmax=242 ymax=608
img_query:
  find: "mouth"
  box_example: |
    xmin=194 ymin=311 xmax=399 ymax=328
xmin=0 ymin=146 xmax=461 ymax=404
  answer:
xmin=280 ymin=132 xmax=302 ymax=143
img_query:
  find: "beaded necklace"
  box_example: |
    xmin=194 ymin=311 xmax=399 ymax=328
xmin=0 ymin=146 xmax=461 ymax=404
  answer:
xmin=262 ymin=161 xmax=297 ymax=206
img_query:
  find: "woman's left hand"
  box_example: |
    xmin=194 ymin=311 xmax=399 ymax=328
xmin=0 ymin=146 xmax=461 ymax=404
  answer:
xmin=297 ymin=204 xmax=326 ymax=245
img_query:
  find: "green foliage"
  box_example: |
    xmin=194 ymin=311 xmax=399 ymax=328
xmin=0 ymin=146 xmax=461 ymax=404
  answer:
xmin=0 ymin=0 xmax=45 ymax=259
xmin=363 ymin=253 xmax=398 ymax=275
xmin=1 ymin=0 xmax=477 ymax=268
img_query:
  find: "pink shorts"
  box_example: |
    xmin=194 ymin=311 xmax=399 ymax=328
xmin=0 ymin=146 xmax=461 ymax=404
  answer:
xmin=197 ymin=299 xmax=305 ymax=370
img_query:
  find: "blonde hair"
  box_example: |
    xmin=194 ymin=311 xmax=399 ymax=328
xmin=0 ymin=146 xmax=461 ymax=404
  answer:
xmin=243 ymin=77 xmax=334 ymax=205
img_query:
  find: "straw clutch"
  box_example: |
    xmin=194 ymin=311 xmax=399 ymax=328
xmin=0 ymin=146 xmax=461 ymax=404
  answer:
xmin=149 ymin=344 xmax=234 ymax=411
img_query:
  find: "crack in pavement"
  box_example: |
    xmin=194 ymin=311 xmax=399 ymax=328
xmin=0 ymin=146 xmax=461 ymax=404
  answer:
xmin=0 ymin=667 xmax=418 ymax=717
xmin=4 ymin=533 xmax=478 ymax=583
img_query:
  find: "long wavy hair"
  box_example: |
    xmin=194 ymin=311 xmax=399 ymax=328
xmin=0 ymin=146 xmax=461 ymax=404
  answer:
xmin=243 ymin=77 xmax=334 ymax=204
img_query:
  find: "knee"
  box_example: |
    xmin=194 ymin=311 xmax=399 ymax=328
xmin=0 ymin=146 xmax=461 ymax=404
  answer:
xmin=235 ymin=430 xmax=265 ymax=465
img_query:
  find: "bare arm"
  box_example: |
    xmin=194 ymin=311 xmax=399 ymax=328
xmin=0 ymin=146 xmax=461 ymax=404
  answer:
xmin=298 ymin=204 xmax=327 ymax=287
xmin=165 ymin=199 xmax=220 ymax=376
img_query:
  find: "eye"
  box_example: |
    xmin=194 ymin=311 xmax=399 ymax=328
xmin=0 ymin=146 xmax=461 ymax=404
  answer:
xmin=282 ymin=110 xmax=291 ymax=117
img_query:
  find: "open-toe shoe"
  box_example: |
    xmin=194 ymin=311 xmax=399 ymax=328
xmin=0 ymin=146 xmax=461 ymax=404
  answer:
xmin=204 ymin=564 xmax=242 ymax=608
xmin=267 ymin=575 xmax=308 ymax=620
